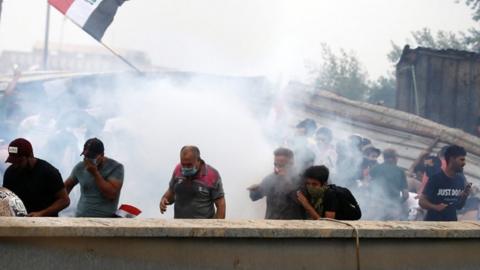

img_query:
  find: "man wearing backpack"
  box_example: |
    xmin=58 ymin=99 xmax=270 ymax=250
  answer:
xmin=297 ymin=165 xmax=362 ymax=220
xmin=297 ymin=165 xmax=337 ymax=219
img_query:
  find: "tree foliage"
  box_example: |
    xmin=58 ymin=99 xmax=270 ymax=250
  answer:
xmin=388 ymin=28 xmax=471 ymax=64
xmin=388 ymin=0 xmax=480 ymax=62
xmin=460 ymin=0 xmax=480 ymax=51
xmin=309 ymin=1 xmax=480 ymax=107
xmin=310 ymin=44 xmax=370 ymax=101
xmin=367 ymin=76 xmax=396 ymax=107
xmin=308 ymin=44 xmax=397 ymax=107
xmin=462 ymin=0 xmax=480 ymax=21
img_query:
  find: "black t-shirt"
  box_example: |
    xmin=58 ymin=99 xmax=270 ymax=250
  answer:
xmin=422 ymin=170 xmax=466 ymax=221
xmin=3 ymin=159 xmax=64 ymax=216
xmin=370 ymin=163 xmax=407 ymax=201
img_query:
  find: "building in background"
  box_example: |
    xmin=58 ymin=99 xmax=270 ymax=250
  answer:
xmin=396 ymin=45 xmax=480 ymax=134
xmin=0 ymin=43 xmax=151 ymax=73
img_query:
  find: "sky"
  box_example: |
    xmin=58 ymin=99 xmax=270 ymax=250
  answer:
xmin=0 ymin=0 xmax=477 ymax=80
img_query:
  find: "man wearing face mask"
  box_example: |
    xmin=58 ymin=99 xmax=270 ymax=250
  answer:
xmin=2 ymin=138 xmax=70 ymax=216
xmin=296 ymin=165 xmax=338 ymax=219
xmin=417 ymin=155 xmax=442 ymax=196
xmin=361 ymin=145 xmax=381 ymax=170
xmin=64 ymin=138 xmax=124 ymax=217
xmin=160 ymin=146 xmax=225 ymax=219
xmin=248 ymin=147 xmax=304 ymax=219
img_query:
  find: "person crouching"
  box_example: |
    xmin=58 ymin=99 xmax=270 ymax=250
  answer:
xmin=297 ymin=165 xmax=337 ymax=219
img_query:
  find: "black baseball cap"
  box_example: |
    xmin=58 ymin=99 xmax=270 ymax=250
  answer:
xmin=6 ymin=138 xmax=34 ymax=163
xmin=81 ymin=138 xmax=104 ymax=159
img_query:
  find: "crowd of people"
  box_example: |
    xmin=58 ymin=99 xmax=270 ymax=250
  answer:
xmin=0 ymin=117 xmax=475 ymax=222
xmin=0 ymin=70 xmax=477 ymax=221
xmin=271 ymin=118 xmax=474 ymax=221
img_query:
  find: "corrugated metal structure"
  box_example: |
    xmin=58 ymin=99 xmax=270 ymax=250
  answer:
xmin=396 ymin=45 xmax=480 ymax=134
xmin=287 ymin=84 xmax=480 ymax=185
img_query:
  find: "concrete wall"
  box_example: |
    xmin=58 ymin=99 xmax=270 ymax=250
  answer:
xmin=1 ymin=218 xmax=480 ymax=270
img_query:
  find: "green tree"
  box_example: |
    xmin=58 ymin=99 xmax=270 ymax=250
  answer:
xmin=462 ymin=0 xmax=480 ymax=21
xmin=309 ymin=27 xmax=469 ymax=107
xmin=367 ymin=76 xmax=396 ymax=107
xmin=388 ymin=28 xmax=470 ymax=64
xmin=388 ymin=0 xmax=480 ymax=61
xmin=310 ymin=44 xmax=370 ymax=101
xmin=460 ymin=0 xmax=480 ymax=50
xmin=308 ymin=43 xmax=397 ymax=107
xmin=309 ymin=0 xmax=480 ymax=107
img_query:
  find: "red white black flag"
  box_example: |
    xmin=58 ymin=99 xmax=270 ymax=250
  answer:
xmin=48 ymin=0 xmax=127 ymax=41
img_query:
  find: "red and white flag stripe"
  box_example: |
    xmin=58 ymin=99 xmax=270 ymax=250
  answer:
xmin=115 ymin=204 xmax=142 ymax=218
xmin=49 ymin=0 xmax=101 ymax=27
xmin=66 ymin=0 xmax=104 ymax=27
xmin=49 ymin=0 xmax=126 ymax=41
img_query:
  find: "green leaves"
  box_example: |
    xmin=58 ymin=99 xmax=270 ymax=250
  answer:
xmin=463 ymin=0 xmax=480 ymax=21
xmin=309 ymin=43 xmax=396 ymax=107
xmin=310 ymin=44 xmax=370 ymax=101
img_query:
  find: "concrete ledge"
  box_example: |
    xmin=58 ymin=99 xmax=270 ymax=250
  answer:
xmin=0 ymin=217 xmax=480 ymax=238
xmin=1 ymin=218 xmax=480 ymax=270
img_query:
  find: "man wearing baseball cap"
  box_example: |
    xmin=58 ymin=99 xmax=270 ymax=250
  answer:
xmin=64 ymin=138 xmax=124 ymax=217
xmin=2 ymin=138 xmax=70 ymax=216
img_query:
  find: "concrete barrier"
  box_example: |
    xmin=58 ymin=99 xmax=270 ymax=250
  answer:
xmin=0 ymin=218 xmax=479 ymax=270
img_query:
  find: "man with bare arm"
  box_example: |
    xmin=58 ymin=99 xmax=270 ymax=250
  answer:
xmin=160 ymin=146 xmax=225 ymax=219
xmin=420 ymin=145 xmax=471 ymax=221
xmin=64 ymin=138 xmax=124 ymax=217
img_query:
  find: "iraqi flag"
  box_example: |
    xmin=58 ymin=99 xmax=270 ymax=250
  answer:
xmin=48 ymin=0 xmax=127 ymax=41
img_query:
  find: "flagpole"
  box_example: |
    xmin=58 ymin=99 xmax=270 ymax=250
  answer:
xmin=100 ymin=41 xmax=143 ymax=74
xmin=48 ymin=0 xmax=143 ymax=74
xmin=42 ymin=2 xmax=51 ymax=70
xmin=0 ymin=0 xmax=4 ymax=24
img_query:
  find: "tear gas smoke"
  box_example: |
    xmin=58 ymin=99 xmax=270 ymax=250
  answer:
xmin=0 ymin=72 xmax=419 ymax=220
xmin=1 ymin=73 xmax=278 ymax=218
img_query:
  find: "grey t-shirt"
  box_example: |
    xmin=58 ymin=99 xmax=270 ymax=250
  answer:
xmin=249 ymin=173 xmax=304 ymax=220
xmin=69 ymin=158 xmax=124 ymax=217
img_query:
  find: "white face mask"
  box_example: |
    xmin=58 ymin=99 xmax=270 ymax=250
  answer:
xmin=181 ymin=166 xmax=198 ymax=176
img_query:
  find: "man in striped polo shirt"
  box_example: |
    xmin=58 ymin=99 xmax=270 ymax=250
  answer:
xmin=160 ymin=146 xmax=226 ymax=219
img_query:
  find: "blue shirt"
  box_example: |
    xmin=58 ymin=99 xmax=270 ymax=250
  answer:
xmin=423 ymin=170 xmax=466 ymax=221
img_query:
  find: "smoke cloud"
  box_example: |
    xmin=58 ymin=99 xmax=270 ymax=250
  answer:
xmin=1 ymin=73 xmax=280 ymax=218
xmin=0 ymin=72 xmax=421 ymax=221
